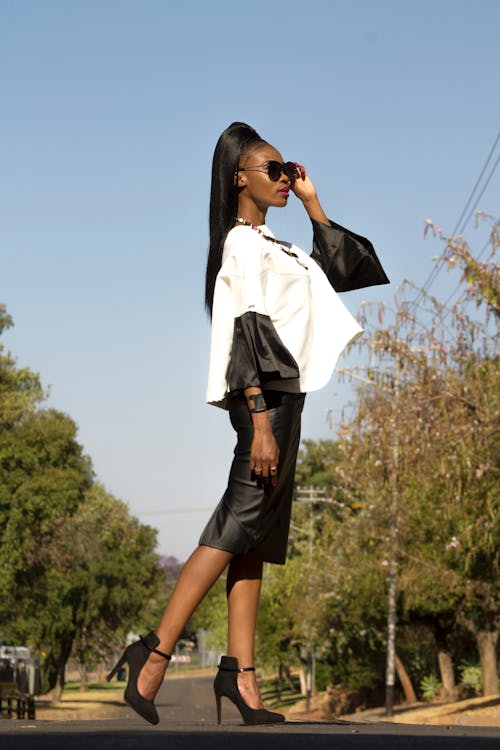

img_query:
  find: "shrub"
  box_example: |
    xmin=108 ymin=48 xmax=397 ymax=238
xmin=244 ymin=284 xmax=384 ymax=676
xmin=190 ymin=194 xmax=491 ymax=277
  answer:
xmin=458 ymin=662 xmax=483 ymax=696
xmin=420 ymin=673 xmax=442 ymax=702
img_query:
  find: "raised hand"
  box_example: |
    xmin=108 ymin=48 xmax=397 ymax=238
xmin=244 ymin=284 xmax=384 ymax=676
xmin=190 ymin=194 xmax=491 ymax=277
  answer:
xmin=291 ymin=162 xmax=330 ymax=225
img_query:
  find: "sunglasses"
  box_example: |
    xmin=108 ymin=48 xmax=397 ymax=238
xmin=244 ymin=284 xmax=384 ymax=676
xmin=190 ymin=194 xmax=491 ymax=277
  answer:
xmin=238 ymin=160 xmax=298 ymax=183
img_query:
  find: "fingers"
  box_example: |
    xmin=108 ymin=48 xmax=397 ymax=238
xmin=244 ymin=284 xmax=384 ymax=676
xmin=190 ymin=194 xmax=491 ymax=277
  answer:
xmin=250 ymin=434 xmax=279 ymax=488
xmin=251 ymin=461 xmax=279 ymax=488
xmin=291 ymin=161 xmax=316 ymax=202
xmin=293 ymin=161 xmax=306 ymax=180
xmin=270 ymin=464 xmax=278 ymax=488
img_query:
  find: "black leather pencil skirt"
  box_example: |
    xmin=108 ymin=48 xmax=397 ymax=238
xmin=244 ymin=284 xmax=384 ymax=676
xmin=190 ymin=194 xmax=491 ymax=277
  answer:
xmin=198 ymin=391 xmax=305 ymax=565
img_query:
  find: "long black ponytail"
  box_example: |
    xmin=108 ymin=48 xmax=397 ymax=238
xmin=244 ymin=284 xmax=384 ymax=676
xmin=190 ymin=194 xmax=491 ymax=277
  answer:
xmin=205 ymin=122 xmax=263 ymax=317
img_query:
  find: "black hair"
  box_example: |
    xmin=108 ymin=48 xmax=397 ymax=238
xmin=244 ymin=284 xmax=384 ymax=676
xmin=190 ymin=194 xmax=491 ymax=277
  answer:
xmin=205 ymin=122 xmax=263 ymax=316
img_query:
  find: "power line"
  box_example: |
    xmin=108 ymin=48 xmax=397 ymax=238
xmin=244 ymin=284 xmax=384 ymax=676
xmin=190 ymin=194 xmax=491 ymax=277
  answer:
xmin=453 ymin=131 xmax=500 ymax=236
xmin=420 ymin=132 xmax=498 ymax=299
xmin=457 ymin=154 xmax=500 ymax=235
xmin=409 ymin=129 xmax=500 ymax=311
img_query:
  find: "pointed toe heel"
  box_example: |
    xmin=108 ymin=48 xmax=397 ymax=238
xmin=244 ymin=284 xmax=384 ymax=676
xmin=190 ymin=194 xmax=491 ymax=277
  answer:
xmin=106 ymin=631 xmax=171 ymax=725
xmin=214 ymin=656 xmax=285 ymax=726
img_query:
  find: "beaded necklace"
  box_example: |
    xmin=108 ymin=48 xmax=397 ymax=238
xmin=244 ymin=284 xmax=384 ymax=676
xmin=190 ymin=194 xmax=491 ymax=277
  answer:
xmin=234 ymin=217 xmax=308 ymax=270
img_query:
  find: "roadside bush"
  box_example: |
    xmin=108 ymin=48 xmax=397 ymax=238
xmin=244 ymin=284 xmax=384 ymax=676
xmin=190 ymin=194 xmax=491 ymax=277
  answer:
xmin=420 ymin=674 xmax=442 ymax=702
xmin=458 ymin=662 xmax=483 ymax=697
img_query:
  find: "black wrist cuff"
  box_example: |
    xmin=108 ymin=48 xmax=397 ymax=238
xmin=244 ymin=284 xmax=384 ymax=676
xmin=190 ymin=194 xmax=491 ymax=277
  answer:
xmin=246 ymin=392 xmax=267 ymax=413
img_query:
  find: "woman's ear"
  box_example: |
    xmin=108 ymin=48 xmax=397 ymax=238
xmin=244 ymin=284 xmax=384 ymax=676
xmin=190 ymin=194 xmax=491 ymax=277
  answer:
xmin=234 ymin=170 xmax=246 ymax=187
xmin=233 ymin=171 xmax=247 ymax=187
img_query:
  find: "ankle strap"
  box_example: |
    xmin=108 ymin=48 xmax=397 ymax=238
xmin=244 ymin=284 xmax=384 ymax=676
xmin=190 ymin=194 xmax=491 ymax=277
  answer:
xmin=140 ymin=634 xmax=171 ymax=661
xmin=218 ymin=664 xmax=255 ymax=673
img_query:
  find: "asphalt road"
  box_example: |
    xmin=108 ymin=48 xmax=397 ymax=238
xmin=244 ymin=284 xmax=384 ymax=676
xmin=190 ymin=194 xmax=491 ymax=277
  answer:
xmin=1 ymin=675 xmax=499 ymax=749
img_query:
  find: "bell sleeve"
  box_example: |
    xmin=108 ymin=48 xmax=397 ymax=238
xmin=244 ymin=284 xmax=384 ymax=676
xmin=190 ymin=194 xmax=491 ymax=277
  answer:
xmin=310 ymin=218 xmax=390 ymax=292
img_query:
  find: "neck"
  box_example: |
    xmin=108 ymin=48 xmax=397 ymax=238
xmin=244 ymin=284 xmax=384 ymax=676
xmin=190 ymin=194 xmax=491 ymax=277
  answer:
xmin=236 ymin=199 xmax=267 ymax=227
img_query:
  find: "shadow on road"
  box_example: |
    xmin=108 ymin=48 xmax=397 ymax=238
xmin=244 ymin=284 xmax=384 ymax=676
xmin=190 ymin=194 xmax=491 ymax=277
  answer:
xmin=2 ymin=719 xmax=500 ymax=750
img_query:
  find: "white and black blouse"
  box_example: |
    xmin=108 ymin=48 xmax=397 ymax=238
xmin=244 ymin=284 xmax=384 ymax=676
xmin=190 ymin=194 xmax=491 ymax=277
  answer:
xmin=206 ymin=219 xmax=389 ymax=409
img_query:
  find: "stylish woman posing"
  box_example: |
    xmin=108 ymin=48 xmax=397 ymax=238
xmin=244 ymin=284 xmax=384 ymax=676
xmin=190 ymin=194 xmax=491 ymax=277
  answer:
xmin=107 ymin=122 xmax=389 ymax=725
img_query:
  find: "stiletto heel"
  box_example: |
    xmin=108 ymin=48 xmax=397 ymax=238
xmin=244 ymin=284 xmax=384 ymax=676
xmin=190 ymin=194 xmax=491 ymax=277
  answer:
xmin=213 ymin=656 xmax=284 ymax=725
xmin=106 ymin=652 xmax=127 ymax=682
xmin=106 ymin=631 xmax=171 ymax=725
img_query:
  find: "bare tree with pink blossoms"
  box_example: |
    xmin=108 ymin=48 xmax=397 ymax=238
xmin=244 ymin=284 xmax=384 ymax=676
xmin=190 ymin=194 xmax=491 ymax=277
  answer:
xmin=335 ymin=213 xmax=499 ymax=697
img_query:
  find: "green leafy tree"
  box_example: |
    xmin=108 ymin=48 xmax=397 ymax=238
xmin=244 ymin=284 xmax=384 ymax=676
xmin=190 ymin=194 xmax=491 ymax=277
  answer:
xmin=295 ymin=440 xmax=340 ymax=491
xmin=0 ymin=408 xmax=93 ymax=695
xmin=0 ymin=308 xmax=163 ymax=699
xmin=47 ymin=484 xmax=163 ymax=694
xmin=0 ymin=304 xmax=44 ymax=428
xmin=187 ymin=578 xmax=228 ymax=655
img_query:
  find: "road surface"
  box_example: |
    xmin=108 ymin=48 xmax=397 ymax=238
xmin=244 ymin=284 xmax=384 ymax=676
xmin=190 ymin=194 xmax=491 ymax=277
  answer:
xmin=1 ymin=674 xmax=499 ymax=749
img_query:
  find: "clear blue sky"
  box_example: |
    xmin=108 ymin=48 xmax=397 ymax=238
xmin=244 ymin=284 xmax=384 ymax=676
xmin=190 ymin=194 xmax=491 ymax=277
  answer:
xmin=2 ymin=0 xmax=499 ymax=560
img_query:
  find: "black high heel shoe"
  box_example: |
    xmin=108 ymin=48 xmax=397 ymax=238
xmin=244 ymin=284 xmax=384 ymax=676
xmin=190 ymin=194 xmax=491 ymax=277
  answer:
xmin=106 ymin=631 xmax=171 ymax=725
xmin=214 ymin=655 xmax=285 ymax=725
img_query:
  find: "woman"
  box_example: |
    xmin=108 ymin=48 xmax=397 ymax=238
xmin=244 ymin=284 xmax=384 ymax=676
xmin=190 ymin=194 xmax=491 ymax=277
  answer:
xmin=107 ymin=122 xmax=389 ymax=726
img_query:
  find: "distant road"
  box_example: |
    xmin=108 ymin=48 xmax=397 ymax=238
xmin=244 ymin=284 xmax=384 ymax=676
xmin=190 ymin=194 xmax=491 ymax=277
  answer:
xmin=1 ymin=675 xmax=499 ymax=749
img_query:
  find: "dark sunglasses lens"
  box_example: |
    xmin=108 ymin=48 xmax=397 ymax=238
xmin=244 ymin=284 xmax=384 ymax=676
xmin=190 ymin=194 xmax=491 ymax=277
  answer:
xmin=266 ymin=161 xmax=282 ymax=181
xmin=266 ymin=161 xmax=297 ymax=182
xmin=283 ymin=162 xmax=297 ymax=182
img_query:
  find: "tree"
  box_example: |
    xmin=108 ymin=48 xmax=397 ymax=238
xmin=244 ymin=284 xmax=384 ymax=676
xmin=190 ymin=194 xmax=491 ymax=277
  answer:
xmin=295 ymin=440 xmax=341 ymax=491
xmin=187 ymin=577 xmax=228 ymax=655
xmin=0 ymin=308 xmax=164 ymax=699
xmin=0 ymin=412 xmax=164 ymax=699
xmin=337 ymin=215 xmax=499 ymax=696
xmin=252 ymin=217 xmax=498 ymax=704
xmin=0 ymin=304 xmax=44 ymax=428
xmin=0 ymin=408 xmax=93 ymax=695
xmin=48 ymin=484 xmax=163 ymax=695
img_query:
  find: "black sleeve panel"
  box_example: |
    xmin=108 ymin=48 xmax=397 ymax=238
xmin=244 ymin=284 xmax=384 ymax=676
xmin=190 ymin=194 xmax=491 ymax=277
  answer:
xmin=227 ymin=311 xmax=300 ymax=392
xmin=310 ymin=219 xmax=390 ymax=292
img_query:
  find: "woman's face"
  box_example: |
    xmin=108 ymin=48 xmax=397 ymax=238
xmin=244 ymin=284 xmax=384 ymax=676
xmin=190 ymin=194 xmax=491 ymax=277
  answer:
xmin=237 ymin=142 xmax=293 ymax=212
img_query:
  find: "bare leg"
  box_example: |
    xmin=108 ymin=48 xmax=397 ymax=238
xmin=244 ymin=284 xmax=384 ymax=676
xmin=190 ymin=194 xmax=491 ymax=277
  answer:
xmin=137 ymin=545 xmax=233 ymax=700
xmin=226 ymin=553 xmax=264 ymax=709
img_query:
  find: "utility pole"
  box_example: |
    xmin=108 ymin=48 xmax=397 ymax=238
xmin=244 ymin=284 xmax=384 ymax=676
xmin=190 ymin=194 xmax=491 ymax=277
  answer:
xmin=339 ymin=364 xmax=400 ymax=716
xmin=295 ymin=486 xmax=327 ymax=710
xmin=385 ymin=506 xmax=398 ymax=715
xmin=385 ymin=362 xmax=400 ymax=717
xmin=306 ymin=492 xmax=314 ymax=712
